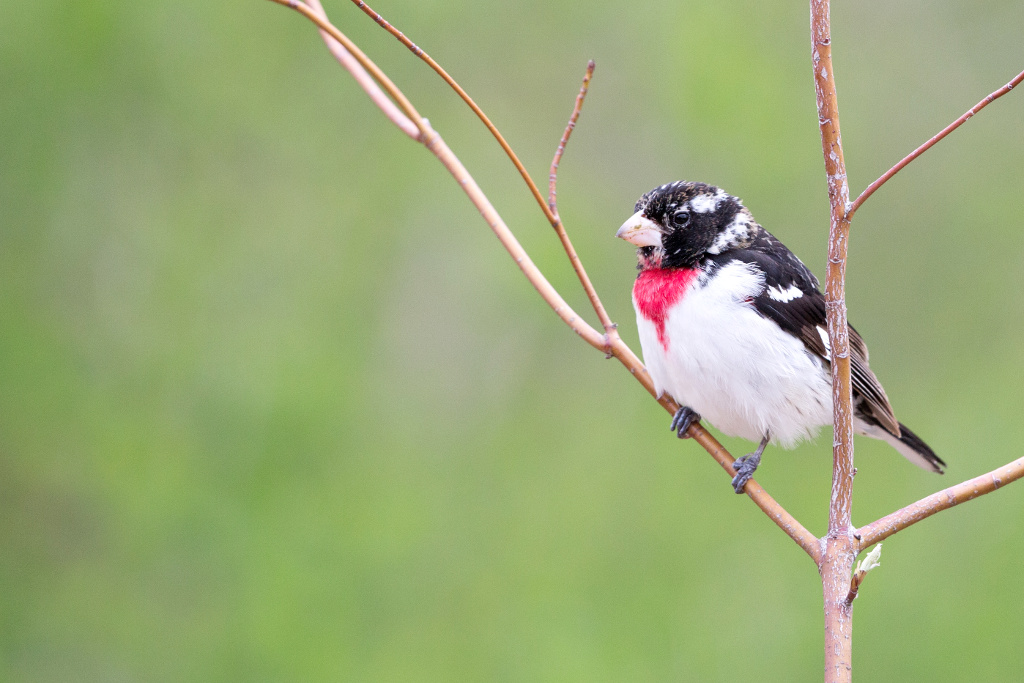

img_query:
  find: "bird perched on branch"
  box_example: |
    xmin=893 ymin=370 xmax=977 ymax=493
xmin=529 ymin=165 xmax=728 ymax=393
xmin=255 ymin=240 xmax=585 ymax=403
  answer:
xmin=617 ymin=181 xmax=944 ymax=493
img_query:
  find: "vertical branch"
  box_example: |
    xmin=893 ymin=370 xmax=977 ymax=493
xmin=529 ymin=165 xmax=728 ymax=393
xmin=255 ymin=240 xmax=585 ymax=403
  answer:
xmin=810 ymin=1 xmax=855 ymax=681
xmin=811 ymin=0 xmax=854 ymax=541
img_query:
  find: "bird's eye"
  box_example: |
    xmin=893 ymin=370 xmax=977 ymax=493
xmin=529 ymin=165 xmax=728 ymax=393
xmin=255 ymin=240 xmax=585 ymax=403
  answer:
xmin=672 ymin=210 xmax=691 ymax=227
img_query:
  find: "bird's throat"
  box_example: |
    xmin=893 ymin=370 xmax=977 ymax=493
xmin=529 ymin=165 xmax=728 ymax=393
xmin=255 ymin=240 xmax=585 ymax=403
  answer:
xmin=633 ymin=267 xmax=699 ymax=350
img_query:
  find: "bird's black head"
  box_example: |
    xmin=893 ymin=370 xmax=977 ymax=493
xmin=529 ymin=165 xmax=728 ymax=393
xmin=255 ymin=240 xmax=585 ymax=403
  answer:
xmin=616 ymin=181 xmax=757 ymax=269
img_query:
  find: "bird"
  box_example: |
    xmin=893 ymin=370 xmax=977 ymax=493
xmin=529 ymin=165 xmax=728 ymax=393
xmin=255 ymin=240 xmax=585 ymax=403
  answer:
xmin=616 ymin=180 xmax=945 ymax=493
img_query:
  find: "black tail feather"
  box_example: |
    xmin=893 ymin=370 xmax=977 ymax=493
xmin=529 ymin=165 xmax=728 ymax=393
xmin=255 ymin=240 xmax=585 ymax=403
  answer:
xmin=854 ymin=408 xmax=946 ymax=474
xmin=896 ymin=421 xmax=946 ymax=474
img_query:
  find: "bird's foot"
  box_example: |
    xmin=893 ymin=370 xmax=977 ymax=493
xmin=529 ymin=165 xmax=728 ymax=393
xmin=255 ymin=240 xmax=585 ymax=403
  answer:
xmin=670 ymin=406 xmax=701 ymax=438
xmin=730 ymin=453 xmax=761 ymax=493
xmin=730 ymin=434 xmax=770 ymax=494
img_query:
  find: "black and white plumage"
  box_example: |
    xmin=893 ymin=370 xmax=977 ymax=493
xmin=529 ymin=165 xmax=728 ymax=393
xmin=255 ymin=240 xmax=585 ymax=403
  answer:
xmin=616 ymin=181 xmax=944 ymax=492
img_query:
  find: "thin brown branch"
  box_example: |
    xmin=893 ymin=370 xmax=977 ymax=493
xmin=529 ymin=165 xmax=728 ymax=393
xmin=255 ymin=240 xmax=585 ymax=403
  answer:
xmin=305 ymin=0 xmax=419 ymax=139
xmin=848 ymin=67 xmax=1024 ymax=220
xmin=549 ymin=61 xmax=594 ymax=217
xmin=811 ymin=1 xmax=856 ymax=680
xmin=425 ymin=131 xmax=611 ymax=349
xmin=857 ymin=455 xmax=1024 ymax=549
xmin=811 ymin=1 xmax=855 ymax=542
xmin=542 ymin=61 xmax=619 ymax=342
xmin=270 ymin=0 xmax=822 ymax=565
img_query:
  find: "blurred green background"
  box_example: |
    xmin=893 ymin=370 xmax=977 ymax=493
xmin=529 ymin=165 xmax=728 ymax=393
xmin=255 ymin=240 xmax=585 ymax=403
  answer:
xmin=2 ymin=1 xmax=1023 ymax=680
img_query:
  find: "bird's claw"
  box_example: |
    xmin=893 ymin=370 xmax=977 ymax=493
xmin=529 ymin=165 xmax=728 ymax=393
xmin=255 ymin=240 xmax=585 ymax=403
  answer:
xmin=670 ymin=406 xmax=701 ymax=438
xmin=731 ymin=452 xmax=762 ymax=494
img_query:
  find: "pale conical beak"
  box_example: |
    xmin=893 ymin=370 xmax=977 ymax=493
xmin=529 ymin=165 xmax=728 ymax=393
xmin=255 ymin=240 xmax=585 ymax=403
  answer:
xmin=616 ymin=211 xmax=663 ymax=247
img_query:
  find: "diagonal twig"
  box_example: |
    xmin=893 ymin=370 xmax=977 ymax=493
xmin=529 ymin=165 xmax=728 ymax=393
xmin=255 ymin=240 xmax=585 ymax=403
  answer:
xmin=305 ymin=0 xmax=419 ymax=139
xmin=549 ymin=61 xmax=594 ymax=217
xmin=857 ymin=455 xmax=1024 ymax=549
xmin=268 ymin=0 xmax=429 ymax=139
xmin=848 ymin=67 xmax=1024 ymax=220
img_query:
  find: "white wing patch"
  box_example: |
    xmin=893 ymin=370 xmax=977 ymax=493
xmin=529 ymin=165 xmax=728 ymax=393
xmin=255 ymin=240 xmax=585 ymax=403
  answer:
xmin=817 ymin=325 xmax=831 ymax=361
xmin=767 ymin=284 xmax=803 ymax=303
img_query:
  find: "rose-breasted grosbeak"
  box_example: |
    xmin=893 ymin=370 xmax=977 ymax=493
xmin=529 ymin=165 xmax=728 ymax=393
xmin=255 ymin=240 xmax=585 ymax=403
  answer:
xmin=617 ymin=181 xmax=945 ymax=493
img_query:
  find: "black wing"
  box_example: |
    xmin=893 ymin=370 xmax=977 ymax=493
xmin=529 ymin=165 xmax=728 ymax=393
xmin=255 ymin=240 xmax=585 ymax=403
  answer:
xmin=708 ymin=232 xmax=901 ymax=437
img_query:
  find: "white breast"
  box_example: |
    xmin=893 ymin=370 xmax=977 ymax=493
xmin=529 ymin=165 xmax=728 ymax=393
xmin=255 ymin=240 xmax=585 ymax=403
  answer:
xmin=635 ymin=261 xmax=833 ymax=447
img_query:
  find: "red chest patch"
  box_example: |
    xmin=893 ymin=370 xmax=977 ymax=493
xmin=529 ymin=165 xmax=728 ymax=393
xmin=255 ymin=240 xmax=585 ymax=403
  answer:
xmin=633 ymin=268 xmax=699 ymax=350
